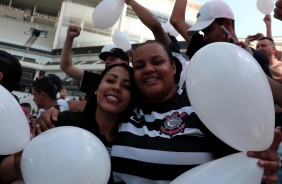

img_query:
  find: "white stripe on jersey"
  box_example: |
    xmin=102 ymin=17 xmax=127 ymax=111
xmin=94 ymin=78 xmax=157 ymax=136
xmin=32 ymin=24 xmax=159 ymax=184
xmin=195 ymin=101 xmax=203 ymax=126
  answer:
xmin=111 ymin=146 xmax=214 ymax=165
xmin=113 ymin=172 xmax=170 ymax=184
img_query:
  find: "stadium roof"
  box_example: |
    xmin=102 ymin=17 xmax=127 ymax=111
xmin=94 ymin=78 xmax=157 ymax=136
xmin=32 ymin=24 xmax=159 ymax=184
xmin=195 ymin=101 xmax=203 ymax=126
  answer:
xmin=1 ymin=0 xmax=100 ymax=16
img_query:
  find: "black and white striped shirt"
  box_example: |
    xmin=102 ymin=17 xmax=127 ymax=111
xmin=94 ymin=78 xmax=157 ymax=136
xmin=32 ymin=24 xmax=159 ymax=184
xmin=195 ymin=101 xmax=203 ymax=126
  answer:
xmin=111 ymin=90 xmax=236 ymax=184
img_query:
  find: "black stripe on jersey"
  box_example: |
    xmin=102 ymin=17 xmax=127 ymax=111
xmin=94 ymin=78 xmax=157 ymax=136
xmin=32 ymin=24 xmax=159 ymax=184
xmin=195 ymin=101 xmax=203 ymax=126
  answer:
xmin=112 ymin=157 xmax=198 ymax=181
xmin=115 ymin=132 xmax=213 ymax=152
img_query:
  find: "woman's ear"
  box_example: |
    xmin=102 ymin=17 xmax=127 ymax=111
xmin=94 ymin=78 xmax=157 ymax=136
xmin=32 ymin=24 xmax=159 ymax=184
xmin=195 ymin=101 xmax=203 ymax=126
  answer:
xmin=172 ymin=62 xmax=177 ymax=75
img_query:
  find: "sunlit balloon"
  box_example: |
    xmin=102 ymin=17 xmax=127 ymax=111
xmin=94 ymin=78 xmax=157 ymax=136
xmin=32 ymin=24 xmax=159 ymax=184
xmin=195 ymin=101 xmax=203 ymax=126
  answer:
xmin=186 ymin=42 xmax=274 ymax=152
xmin=257 ymin=0 xmax=274 ymax=14
xmin=92 ymin=0 xmax=125 ymax=29
xmin=21 ymin=126 xmax=111 ymax=184
xmin=112 ymin=31 xmax=131 ymax=51
xmin=0 ymin=85 xmax=30 ymax=155
xmin=101 ymin=44 xmax=117 ymax=53
xmin=162 ymin=21 xmax=179 ymax=37
xmin=171 ymin=152 xmax=263 ymax=184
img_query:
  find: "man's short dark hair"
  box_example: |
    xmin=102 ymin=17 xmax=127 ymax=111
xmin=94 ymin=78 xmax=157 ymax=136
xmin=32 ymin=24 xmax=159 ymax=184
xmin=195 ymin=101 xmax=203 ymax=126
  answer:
xmin=259 ymin=37 xmax=275 ymax=45
xmin=0 ymin=50 xmax=22 ymax=92
xmin=32 ymin=77 xmax=57 ymax=100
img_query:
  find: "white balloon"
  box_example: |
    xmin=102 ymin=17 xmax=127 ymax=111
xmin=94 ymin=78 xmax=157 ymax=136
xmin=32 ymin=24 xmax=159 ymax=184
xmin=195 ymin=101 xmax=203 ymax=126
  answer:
xmin=257 ymin=0 xmax=274 ymax=14
xmin=171 ymin=152 xmax=263 ymax=184
xmin=21 ymin=126 xmax=111 ymax=184
xmin=0 ymin=85 xmax=30 ymax=155
xmin=112 ymin=31 xmax=132 ymax=51
xmin=101 ymin=44 xmax=117 ymax=53
xmin=92 ymin=0 xmax=125 ymax=29
xmin=186 ymin=42 xmax=274 ymax=152
xmin=162 ymin=21 xmax=179 ymax=37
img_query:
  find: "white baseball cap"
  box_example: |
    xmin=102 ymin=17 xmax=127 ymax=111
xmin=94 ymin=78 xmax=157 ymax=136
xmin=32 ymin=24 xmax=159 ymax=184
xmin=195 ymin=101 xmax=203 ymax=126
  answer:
xmin=187 ymin=0 xmax=234 ymax=35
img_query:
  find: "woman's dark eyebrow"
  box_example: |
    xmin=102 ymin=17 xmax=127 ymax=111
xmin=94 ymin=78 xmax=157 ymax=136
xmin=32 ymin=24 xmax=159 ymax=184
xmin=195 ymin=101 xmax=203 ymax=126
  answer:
xmin=106 ymin=73 xmax=118 ymax=78
xmin=133 ymin=55 xmax=164 ymax=63
xmin=107 ymin=73 xmax=131 ymax=82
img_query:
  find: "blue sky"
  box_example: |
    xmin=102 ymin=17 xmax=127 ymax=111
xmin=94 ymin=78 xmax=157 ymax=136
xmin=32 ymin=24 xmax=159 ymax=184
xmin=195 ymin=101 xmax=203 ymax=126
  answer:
xmin=197 ymin=0 xmax=282 ymax=38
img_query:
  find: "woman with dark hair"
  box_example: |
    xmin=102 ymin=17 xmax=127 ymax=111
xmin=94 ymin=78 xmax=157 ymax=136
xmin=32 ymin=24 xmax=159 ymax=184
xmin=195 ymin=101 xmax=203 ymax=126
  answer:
xmin=55 ymin=63 xmax=137 ymax=149
xmin=0 ymin=64 xmax=137 ymax=184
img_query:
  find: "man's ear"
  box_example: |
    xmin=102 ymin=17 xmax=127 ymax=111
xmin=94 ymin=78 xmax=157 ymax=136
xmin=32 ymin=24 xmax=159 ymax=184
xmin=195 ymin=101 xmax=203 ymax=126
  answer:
xmin=40 ymin=91 xmax=46 ymax=98
xmin=273 ymin=46 xmax=277 ymax=53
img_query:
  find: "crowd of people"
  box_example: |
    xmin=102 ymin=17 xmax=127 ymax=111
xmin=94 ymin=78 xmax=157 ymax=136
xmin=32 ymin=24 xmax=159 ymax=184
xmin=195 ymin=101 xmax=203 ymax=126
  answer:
xmin=2 ymin=0 xmax=282 ymax=183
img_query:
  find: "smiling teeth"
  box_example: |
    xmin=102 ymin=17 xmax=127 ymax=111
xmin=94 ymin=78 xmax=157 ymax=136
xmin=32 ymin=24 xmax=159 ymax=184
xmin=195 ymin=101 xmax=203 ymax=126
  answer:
xmin=145 ymin=78 xmax=158 ymax=83
xmin=107 ymin=95 xmax=119 ymax=102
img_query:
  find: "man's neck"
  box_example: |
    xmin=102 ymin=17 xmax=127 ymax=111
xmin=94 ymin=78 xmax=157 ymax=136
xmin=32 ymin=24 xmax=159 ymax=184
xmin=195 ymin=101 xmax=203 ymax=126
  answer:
xmin=43 ymin=99 xmax=58 ymax=110
xmin=268 ymin=54 xmax=279 ymax=66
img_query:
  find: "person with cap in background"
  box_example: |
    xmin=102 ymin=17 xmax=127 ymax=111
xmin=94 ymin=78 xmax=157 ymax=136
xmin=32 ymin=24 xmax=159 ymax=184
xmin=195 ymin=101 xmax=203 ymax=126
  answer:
xmin=170 ymin=0 xmax=271 ymax=78
xmin=79 ymin=47 xmax=130 ymax=94
xmin=170 ymin=0 xmax=282 ymax=107
xmin=169 ymin=1 xmax=282 ymax=183
xmin=60 ymin=25 xmax=130 ymax=95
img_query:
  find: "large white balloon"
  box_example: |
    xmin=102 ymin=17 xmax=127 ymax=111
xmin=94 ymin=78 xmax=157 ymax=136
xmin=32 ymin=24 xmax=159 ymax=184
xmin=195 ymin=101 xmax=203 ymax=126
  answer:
xmin=92 ymin=0 xmax=125 ymax=29
xmin=0 ymin=85 xmax=30 ymax=155
xmin=257 ymin=0 xmax=274 ymax=14
xmin=162 ymin=21 xmax=179 ymax=37
xmin=171 ymin=152 xmax=263 ymax=184
xmin=21 ymin=126 xmax=111 ymax=184
xmin=112 ymin=31 xmax=132 ymax=51
xmin=186 ymin=42 xmax=274 ymax=152
xmin=101 ymin=44 xmax=117 ymax=53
